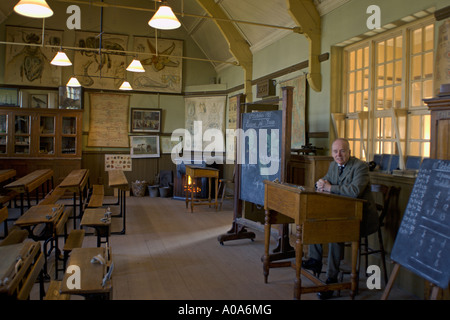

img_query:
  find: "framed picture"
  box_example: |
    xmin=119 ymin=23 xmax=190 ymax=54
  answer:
xmin=160 ymin=133 xmax=182 ymax=154
xmin=30 ymin=94 xmax=48 ymax=108
xmin=0 ymin=87 xmax=19 ymax=107
xmin=130 ymin=135 xmax=160 ymax=158
xmin=59 ymin=86 xmax=84 ymax=109
xmin=131 ymin=108 xmax=162 ymax=133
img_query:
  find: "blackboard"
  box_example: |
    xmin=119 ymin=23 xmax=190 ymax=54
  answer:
xmin=239 ymin=110 xmax=282 ymax=206
xmin=391 ymin=158 xmax=450 ymax=289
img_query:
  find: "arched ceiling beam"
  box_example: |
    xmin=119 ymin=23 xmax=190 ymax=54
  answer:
xmin=286 ymin=0 xmax=322 ymax=92
xmin=196 ymin=0 xmax=253 ymax=101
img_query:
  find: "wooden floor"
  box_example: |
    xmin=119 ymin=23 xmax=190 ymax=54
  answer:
xmin=3 ymin=195 xmax=419 ymax=300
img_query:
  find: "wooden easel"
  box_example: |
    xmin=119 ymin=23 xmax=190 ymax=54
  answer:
xmin=217 ymin=87 xmax=294 ymax=258
xmin=381 ymin=263 xmax=447 ymax=300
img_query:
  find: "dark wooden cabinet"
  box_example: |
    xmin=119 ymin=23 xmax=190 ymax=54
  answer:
xmin=0 ymin=107 xmax=82 ymax=185
xmin=287 ymin=155 xmax=333 ymax=187
xmin=424 ymin=90 xmax=450 ymax=160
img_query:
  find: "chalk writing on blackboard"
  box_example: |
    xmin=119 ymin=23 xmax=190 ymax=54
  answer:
xmin=391 ymin=158 xmax=450 ymax=289
xmin=239 ymin=110 xmax=282 ymax=206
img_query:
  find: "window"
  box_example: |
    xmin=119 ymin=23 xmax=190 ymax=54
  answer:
xmin=338 ymin=18 xmax=434 ymax=168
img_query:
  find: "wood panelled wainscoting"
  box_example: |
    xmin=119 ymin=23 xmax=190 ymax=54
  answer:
xmin=82 ymin=151 xmax=176 ymax=196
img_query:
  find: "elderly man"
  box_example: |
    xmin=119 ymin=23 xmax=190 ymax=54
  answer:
xmin=302 ymin=138 xmax=378 ymax=299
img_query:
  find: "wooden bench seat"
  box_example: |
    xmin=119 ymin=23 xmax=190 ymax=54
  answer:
xmin=63 ymin=229 xmax=85 ymax=269
xmin=88 ymin=184 xmax=104 ymax=208
xmin=44 ymin=280 xmax=70 ymax=300
xmin=0 ymin=228 xmax=29 ymax=246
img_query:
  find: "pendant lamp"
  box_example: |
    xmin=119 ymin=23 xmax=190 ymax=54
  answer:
xmin=126 ymin=59 xmax=145 ymax=72
xmin=67 ymin=77 xmax=81 ymax=87
xmin=51 ymin=51 xmax=72 ymax=66
xmin=14 ymin=0 xmax=54 ymax=18
xmin=148 ymin=3 xmax=181 ymax=30
xmin=119 ymin=80 xmax=133 ymax=90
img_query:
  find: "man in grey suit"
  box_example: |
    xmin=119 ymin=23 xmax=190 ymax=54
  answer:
xmin=302 ymin=138 xmax=379 ymax=299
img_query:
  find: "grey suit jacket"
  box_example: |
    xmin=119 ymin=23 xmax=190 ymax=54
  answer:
xmin=321 ymin=157 xmax=379 ymax=237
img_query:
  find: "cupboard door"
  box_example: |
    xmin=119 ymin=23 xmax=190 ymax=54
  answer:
xmin=60 ymin=114 xmax=81 ymax=157
xmin=38 ymin=114 xmax=56 ymax=156
xmin=13 ymin=113 xmax=32 ymax=156
xmin=0 ymin=112 xmax=8 ymax=155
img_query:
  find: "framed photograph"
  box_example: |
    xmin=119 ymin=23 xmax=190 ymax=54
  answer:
xmin=160 ymin=134 xmax=182 ymax=154
xmin=130 ymin=135 xmax=160 ymax=158
xmin=0 ymin=87 xmax=19 ymax=107
xmin=30 ymin=94 xmax=48 ymax=108
xmin=131 ymin=108 xmax=162 ymax=133
xmin=59 ymin=86 xmax=84 ymax=109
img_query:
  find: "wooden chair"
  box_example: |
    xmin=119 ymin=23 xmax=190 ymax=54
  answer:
xmin=339 ymin=184 xmax=400 ymax=287
xmin=218 ymin=167 xmax=235 ymax=211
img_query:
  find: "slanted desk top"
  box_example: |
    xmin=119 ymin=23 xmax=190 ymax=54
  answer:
xmin=108 ymin=170 xmax=129 ymax=190
xmin=4 ymin=169 xmax=53 ymax=193
xmin=59 ymin=169 xmax=89 ymax=190
xmin=61 ymin=247 xmax=111 ymax=296
xmin=0 ymin=169 xmax=16 ymax=184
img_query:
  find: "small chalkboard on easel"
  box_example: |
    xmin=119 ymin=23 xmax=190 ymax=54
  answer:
xmin=382 ymin=158 xmax=450 ymax=299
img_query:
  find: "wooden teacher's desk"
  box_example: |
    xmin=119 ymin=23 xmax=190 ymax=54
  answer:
xmin=61 ymin=247 xmax=113 ymax=300
xmin=263 ymin=180 xmax=363 ymax=300
xmin=59 ymin=169 xmax=89 ymax=229
xmin=4 ymin=169 xmax=54 ymax=215
xmin=185 ymin=165 xmax=219 ymax=213
xmin=108 ymin=170 xmax=129 ymax=234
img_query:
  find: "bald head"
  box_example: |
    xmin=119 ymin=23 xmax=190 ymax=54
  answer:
xmin=332 ymin=138 xmax=351 ymax=165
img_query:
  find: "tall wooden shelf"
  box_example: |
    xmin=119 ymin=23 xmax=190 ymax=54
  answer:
xmin=0 ymin=107 xmax=83 ymax=184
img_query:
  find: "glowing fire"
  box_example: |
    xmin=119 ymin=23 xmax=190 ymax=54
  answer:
xmin=184 ymin=175 xmax=202 ymax=193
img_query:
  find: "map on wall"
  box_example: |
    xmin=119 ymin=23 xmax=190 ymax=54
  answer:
xmin=280 ymin=75 xmax=306 ymax=149
xmin=74 ymin=31 xmax=128 ymax=90
xmin=88 ymin=93 xmax=130 ymax=148
xmin=185 ymin=96 xmax=226 ymax=152
xmin=5 ymin=26 xmax=63 ymax=87
xmin=131 ymin=37 xmax=183 ymax=93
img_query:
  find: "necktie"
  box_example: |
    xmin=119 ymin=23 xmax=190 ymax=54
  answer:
xmin=339 ymin=165 xmax=345 ymax=176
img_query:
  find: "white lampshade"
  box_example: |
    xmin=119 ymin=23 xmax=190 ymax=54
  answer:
xmin=119 ymin=81 xmax=133 ymax=90
xmin=66 ymin=77 xmax=81 ymax=87
xmin=51 ymin=51 xmax=72 ymax=66
xmin=126 ymin=59 xmax=145 ymax=72
xmin=14 ymin=0 xmax=54 ymax=18
xmin=148 ymin=5 xmax=181 ymax=30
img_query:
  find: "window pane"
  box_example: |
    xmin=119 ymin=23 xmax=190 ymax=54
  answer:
xmin=364 ymin=47 xmax=370 ymax=67
xmin=386 ymin=38 xmax=394 ymax=61
xmin=412 ymin=55 xmax=422 ymax=80
xmin=349 ymin=71 xmax=355 ymax=91
xmin=364 ymin=69 xmax=369 ymax=90
xmin=398 ymin=115 xmax=406 ymax=139
xmin=411 ymin=82 xmax=422 ymax=107
xmin=412 ymin=28 xmax=422 ymax=54
xmin=357 ymin=48 xmax=363 ymax=69
xmin=422 ymin=142 xmax=430 ymax=157
xmin=349 ymin=51 xmax=355 ymax=70
xmin=410 ymin=115 xmax=420 ymax=139
xmin=356 ymin=92 xmax=362 ymax=111
xmin=385 ymin=87 xmax=393 ymax=109
xmin=384 ymin=117 xmax=392 ymax=138
xmin=377 ymin=89 xmax=384 ymax=110
xmin=423 ymin=114 xmax=431 ymax=140
xmin=424 ymin=52 xmax=433 ymax=78
xmin=409 ymin=142 xmax=420 ymax=156
xmin=356 ymin=70 xmax=362 ymax=91
xmin=423 ymin=80 xmax=433 ymax=100
xmin=395 ymin=61 xmax=402 ymax=84
xmin=377 ymin=41 xmax=385 ymax=63
xmin=348 ymin=93 xmax=355 ymax=113
xmin=395 ymin=86 xmax=402 ymax=108
xmin=377 ymin=65 xmax=384 ymax=87
xmin=395 ymin=36 xmax=403 ymax=59
xmin=386 ymin=62 xmax=394 ymax=85
xmin=383 ymin=141 xmax=392 ymax=153
xmin=424 ymin=25 xmax=434 ymax=51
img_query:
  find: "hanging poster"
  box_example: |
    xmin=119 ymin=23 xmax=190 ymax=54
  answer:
xmin=105 ymin=154 xmax=132 ymax=171
xmin=88 ymin=93 xmax=130 ymax=147
xmin=74 ymin=31 xmax=128 ymax=90
xmin=5 ymin=26 xmax=63 ymax=87
xmin=280 ymin=75 xmax=306 ymax=149
xmin=185 ymin=95 xmax=226 ymax=152
xmin=131 ymin=37 xmax=183 ymax=93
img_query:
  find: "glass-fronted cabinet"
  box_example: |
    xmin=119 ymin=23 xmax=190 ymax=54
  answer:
xmin=38 ymin=115 xmax=56 ymax=156
xmin=61 ymin=116 xmax=77 ymax=155
xmin=0 ymin=107 xmax=82 ymax=159
xmin=14 ymin=114 xmax=31 ymax=155
xmin=0 ymin=113 xmax=8 ymax=154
